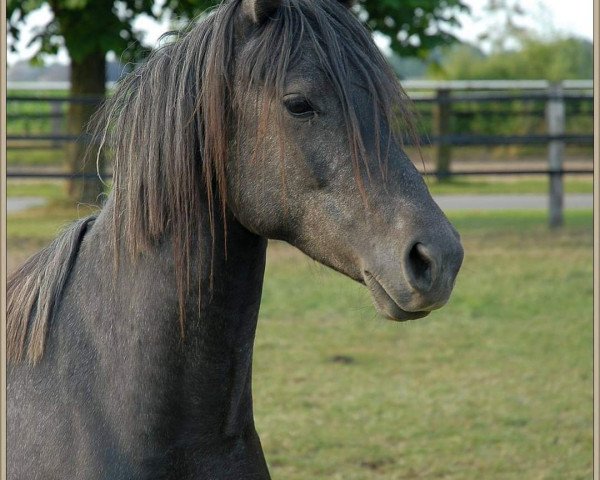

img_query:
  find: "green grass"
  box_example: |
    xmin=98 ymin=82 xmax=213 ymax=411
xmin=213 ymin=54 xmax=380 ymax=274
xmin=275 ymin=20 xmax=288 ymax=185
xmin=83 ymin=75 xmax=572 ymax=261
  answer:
xmin=7 ymin=180 xmax=112 ymax=199
xmin=8 ymin=89 xmax=70 ymax=97
xmin=7 ymin=179 xmax=66 ymax=200
xmin=7 ymin=201 xmax=592 ymax=479
xmin=7 ymin=203 xmax=98 ymax=241
xmin=254 ymin=210 xmax=592 ymax=479
xmin=7 ymin=89 xmax=68 ymax=167
xmin=425 ymin=177 xmax=593 ymax=195
xmin=7 ymin=90 xmax=68 ymax=138
xmin=7 ymin=148 xmax=67 ymax=167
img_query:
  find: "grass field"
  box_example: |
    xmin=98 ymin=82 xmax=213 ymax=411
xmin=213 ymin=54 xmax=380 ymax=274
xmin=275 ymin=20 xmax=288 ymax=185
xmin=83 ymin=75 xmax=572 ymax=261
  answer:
xmin=255 ymin=210 xmax=593 ymax=479
xmin=424 ymin=177 xmax=593 ymax=195
xmin=7 ymin=148 xmax=66 ymax=167
xmin=7 ymin=201 xmax=593 ymax=479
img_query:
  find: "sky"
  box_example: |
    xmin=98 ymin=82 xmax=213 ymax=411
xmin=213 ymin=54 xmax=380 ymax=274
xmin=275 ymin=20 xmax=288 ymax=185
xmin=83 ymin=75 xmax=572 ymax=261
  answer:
xmin=456 ymin=0 xmax=594 ymax=46
xmin=6 ymin=0 xmax=595 ymax=66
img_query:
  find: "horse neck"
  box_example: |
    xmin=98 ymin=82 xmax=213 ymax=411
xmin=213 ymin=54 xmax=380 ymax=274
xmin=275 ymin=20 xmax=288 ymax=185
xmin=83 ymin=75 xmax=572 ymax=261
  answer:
xmin=178 ymin=208 xmax=269 ymax=437
xmin=96 ymin=197 xmax=268 ymax=440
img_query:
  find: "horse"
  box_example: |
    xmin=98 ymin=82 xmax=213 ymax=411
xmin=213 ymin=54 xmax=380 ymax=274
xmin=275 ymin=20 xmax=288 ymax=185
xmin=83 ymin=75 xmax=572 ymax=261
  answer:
xmin=7 ymin=0 xmax=464 ymax=477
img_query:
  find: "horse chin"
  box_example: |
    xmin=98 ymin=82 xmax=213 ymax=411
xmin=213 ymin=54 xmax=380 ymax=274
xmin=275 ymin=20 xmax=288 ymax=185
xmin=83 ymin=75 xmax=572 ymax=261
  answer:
xmin=363 ymin=271 xmax=430 ymax=322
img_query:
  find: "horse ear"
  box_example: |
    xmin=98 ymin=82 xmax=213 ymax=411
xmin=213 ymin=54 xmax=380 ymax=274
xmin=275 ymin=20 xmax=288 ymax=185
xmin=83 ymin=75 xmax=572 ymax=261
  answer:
xmin=242 ymin=0 xmax=282 ymax=24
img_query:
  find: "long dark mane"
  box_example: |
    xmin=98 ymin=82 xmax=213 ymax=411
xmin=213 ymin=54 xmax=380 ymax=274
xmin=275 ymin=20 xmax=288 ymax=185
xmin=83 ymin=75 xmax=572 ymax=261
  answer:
xmin=7 ymin=0 xmax=416 ymax=363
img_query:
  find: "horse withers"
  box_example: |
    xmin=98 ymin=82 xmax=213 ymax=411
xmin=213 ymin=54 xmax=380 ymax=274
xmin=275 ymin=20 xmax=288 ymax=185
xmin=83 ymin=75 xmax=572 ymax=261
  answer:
xmin=7 ymin=0 xmax=463 ymax=478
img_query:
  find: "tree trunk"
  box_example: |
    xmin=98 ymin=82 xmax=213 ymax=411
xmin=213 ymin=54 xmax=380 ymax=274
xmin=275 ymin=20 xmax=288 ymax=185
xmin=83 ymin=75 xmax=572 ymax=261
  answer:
xmin=66 ymin=51 xmax=106 ymax=204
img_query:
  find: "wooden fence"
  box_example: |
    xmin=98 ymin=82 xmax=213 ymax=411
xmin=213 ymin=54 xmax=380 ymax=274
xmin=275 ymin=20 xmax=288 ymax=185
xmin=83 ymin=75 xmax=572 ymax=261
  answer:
xmin=7 ymin=80 xmax=594 ymax=227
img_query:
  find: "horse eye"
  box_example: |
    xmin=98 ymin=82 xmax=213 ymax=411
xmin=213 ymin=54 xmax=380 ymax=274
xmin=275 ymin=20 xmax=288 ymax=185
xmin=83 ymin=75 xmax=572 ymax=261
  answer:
xmin=283 ymin=95 xmax=316 ymax=118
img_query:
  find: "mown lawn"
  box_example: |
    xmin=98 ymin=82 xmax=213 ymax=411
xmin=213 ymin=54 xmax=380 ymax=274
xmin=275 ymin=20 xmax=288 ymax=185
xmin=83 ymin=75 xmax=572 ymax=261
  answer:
xmin=253 ymin=210 xmax=592 ymax=479
xmin=424 ymin=176 xmax=593 ymax=195
xmin=7 ymin=202 xmax=593 ymax=479
xmin=7 ymin=148 xmax=67 ymax=167
xmin=7 ymin=179 xmax=67 ymax=201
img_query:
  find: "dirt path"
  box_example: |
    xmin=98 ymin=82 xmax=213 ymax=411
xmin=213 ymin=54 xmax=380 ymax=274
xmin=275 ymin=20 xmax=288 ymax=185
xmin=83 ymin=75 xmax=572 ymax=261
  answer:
xmin=7 ymin=197 xmax=47 ymax=213
xmin=433 ymin=194 xmax=593 ymax=211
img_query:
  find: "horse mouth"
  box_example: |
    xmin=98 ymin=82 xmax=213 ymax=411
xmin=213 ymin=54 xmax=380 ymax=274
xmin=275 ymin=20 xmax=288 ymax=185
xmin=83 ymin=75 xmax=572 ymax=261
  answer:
xmin=363 ymin=271 xmax=430 ymax=322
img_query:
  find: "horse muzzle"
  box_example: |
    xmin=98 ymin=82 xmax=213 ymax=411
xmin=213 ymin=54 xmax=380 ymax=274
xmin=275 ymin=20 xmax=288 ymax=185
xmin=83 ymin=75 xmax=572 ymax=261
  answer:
xmin=362 ymin=233 xmax=464 ymax=321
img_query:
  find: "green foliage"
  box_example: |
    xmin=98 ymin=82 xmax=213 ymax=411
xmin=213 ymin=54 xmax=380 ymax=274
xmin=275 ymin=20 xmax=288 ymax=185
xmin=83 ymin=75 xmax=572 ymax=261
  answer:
xmin=8 ymin=0 xmax=469 ymax=65
xmin=356 ymin=0 xmax=470 ymax=58
xmin=163 ymin=0 xmax=218 ymax=19
xmin=475 ymin=0 xmax=529 ymax=53
xmin=430 ymin=36 xmax=593 ymax=81
xmin=425 ymin=178 xmax=593 ymax=195
xmin=8 ymin=0 xmax=156 ymax=63
xmin=7 ymin=181 xmax=65 ymax=200
xmin=421 ymin=35 xmax=593 ymax=156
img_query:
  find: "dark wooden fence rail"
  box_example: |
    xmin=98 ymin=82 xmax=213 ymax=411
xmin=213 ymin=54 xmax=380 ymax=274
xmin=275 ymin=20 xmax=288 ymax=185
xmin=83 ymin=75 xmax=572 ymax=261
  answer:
xmin=7 ymin=80 xmax=594 ymax=227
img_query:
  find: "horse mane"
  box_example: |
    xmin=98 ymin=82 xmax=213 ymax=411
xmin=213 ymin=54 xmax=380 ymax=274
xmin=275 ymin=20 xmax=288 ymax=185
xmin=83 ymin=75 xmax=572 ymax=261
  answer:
xmin=7 ymin=217 xmax=96 ymax=364
xmin=7 ymin=0 xmax=417 ymax=363
xmin=97 ymin=0 xmax=416 ymax=332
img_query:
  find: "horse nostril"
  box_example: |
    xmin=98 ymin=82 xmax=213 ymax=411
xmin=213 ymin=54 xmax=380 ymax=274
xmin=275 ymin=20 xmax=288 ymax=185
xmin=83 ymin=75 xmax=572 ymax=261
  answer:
xmin=407 ymin=243 xmax=435 ymax=292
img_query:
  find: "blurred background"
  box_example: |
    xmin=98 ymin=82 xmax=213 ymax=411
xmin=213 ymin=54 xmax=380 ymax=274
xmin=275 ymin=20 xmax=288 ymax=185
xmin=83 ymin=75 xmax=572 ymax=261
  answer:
xmin=6 ymin=0 xmax=593 ymax=478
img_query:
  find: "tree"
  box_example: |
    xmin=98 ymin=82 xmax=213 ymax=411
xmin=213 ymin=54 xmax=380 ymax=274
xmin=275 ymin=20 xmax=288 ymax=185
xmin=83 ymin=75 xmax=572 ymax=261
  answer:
xmin=164 ymin=0 xmax=470 ymax=58
xmin=429 ymin=35 xmax=593 ymax=81
xmin=359 ymin=0 xmax=469 ymax=59
xmin=9 ymin=1 xmax=154 ymax=201
xmin=476 ymin=0 xmax=528 ymax=53
xmin=8 ymin=1 xmax=215 ymax=202
xmin=8 ymin=0 xmax=468 ymax=202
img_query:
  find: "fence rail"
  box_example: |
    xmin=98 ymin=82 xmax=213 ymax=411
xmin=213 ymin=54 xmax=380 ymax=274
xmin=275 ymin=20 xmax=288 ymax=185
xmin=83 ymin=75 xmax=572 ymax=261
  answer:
xmin=7 ymin=80 xmax=594 ymax=227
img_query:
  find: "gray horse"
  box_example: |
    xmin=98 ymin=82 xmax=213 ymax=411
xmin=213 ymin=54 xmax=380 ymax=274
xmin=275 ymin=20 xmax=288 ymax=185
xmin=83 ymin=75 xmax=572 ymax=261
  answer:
xmin=7 ymin=0 xmax=463 ymax=478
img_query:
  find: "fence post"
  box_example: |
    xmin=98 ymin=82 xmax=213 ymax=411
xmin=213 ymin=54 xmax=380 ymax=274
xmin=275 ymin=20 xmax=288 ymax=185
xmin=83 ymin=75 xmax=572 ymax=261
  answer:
xmin=434 ymin=88 xmax=452 ymax=180
xmin=546 ymin=82 xmax=565 ymax=228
